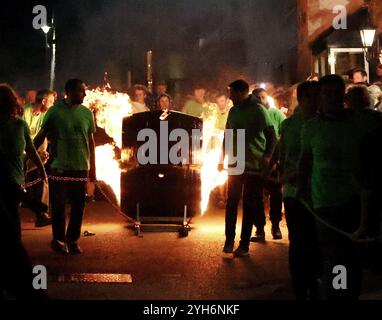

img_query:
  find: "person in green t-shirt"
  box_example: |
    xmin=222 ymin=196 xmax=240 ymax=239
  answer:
xmin=0 ymin=84 xmax=47 ymax=238
xmin=222 ymin=80 xmax=276 ymax=258
xmin=279 ymin=80 xmax=321 ymax=300
xmin=297 ymin=75 xmax=375 ymax=300
xmin=252 ymin=88 xmax=287 ymax=241
xmin=22 ymin=89 xmax=55 ymax=228
xmin=182 ymin=84 xmax=206 ymax=118
xmin=34 ymin=79 xmax=96 ymax=255
xmin=345 ymin=85 xmax=382 ymax=266
xmin=214 ymin=92 xmax=232 ymax=131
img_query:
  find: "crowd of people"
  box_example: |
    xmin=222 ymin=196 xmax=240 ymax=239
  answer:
xmin=220 ymin=68 xmax=382 ymax=300
xmin=1 ymin=63 xmax=382 ymax=299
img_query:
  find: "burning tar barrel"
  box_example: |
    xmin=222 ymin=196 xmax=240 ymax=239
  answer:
xmin=121 ymin=110 xmax=202 ymax=220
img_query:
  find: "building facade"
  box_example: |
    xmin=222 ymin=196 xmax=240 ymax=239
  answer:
xmin=297 ymin=0 xmax=382 ymax=82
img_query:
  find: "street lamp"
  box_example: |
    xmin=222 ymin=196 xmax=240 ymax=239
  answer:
xmin=360 ymin=29 xmax=376 ymax=48
xmin=360 ymin=8 xmax=376 ymax=62
xmin=39 ymin=19 xmax=56 ymax=90
xmin=41 ymin=25 xmax=51 ymax=35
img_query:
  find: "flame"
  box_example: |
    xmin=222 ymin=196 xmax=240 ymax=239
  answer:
xmin=84 ymin=88 xmax=133 ymax=148
xmin=95 ymin=144 xmax=121 ymax=204
xmin=83 ymin=88 xmax=133 ymax=205
xmin=200 ymin=103 xmax=228 ymax=214
xmin=83 ymin=88 xmax=228 ymax=215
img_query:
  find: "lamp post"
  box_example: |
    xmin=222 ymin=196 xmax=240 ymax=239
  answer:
xmin=360 ymin=6 xmax=377 ymax=62
xmin=360 ymin=28 xmax=376 ymax=61
xmin=40 ymin=16 xmax=56 ymax=90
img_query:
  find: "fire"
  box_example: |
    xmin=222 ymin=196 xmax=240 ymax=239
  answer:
xmin=84 ymin=88 xmax=133 ymax=148
xmin=200 ymin=103 xmax=228 ymax=214
xmin=83 ymin=88 xmax=228 ymax=215
xmin=95 ymin=144 xmax=121 ymax=204
xmin=83 ymin=88 xmax=133 ymax=205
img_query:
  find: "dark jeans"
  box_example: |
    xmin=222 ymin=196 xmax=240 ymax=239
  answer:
xmin=25 ymin=170 xmax=47 ymax=219
xmin=225 ymin=173 xmax=263 ymax=250
xmin=284 ymin=198 xmax=321 ymax=300
xmin=0 ymin=197 xmax=46 ymax=299
xmin=49 ymin=170 xmax=87 ymax=243
xmin=0 ymin=182 xmax=22 ymax=239
xmin=263 ymin=179 xmax=283 ymax=226
xmin=315 ymin=197 xmax=362 ymax=300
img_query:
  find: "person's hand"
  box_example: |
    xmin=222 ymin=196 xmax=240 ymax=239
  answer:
xmin=260 ymin=155 xmax=272 ymax=178
xmin=39 ymin=151 xmax=50 ymax=164
xmin=217 ymin=163 xmax=224 ymax=172
xmin=39 ymin=169 xmax=48 ymax=182
xmin=260 ymin=155 xmax=271 ymax=170
xmin=352 ymin=224 xmax=367 ymax=242
xmin=89 ymin=174 xmax=97 ymax=183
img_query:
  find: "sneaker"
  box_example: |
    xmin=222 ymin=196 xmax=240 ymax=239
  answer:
xmin=233 ymin=247 xmax=249 ymax=258
xmin=271 ymin=225 xmax=282 ymax=240
xmin=250 ymin=228 xmax=266 ymax=242
xmin=68 ymin=242 xmax=83 ymax=255
xmin=51 ymin=239 xmax=69 ymax=255
xmin=35 ymin=213 xmax=52 ymax=228
xmin=223 ymin=241 xmax=234 ymax=253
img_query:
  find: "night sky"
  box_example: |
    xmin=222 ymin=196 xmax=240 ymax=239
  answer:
xmin=0 ymin=0 xmax=297 ymax=94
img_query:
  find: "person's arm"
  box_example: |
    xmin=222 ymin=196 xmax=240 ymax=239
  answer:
xmin=25 ymin=131 xmax=47 ymax=181
xmin=297 ymin=124 xmax=312 ymax=200
xmin=88 ymin=133 xmax=96 ymax=182
xmin=264 ymin=126 xmax=277 ymax=158
xmin=33 ymin=128 xmax=48 ymax=150
xmin=279 ymin=123 xmax=286 ymax=177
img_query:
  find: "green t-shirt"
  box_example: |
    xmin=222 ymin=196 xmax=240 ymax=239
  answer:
xmin=42 ymin=101 xmax=96 ymax=171
xmin=301 ymin=111 xmax=380 ymax=209
xmin=267 ymin=108 xmax=286 ymax=139
xmin=226 ymin=98 xmax=273 ymax=172
xmin=182 ymin=100 xmax=204 ymax=118
xmin=215 ymin=109 xmax=230 ymax=131
xmin=22 ymin=104 xmax=45 ymax=140
xmin=280 ymin=112 xmax=308 ymax=199
xmin=0 ymin=118 xmax=32 ymax=185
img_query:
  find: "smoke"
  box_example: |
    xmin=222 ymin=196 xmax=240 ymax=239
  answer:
xmin=1 ymin=0 xmax=298 ymax=94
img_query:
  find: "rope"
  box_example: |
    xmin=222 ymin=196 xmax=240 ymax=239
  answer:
xmin=299 ymin=198 xmax=382 ymax=244
xmin=49 ymin=175 xmax=89 ymax=182
xmin=22 ymin=177 xmax=43 ymax=189
xmin=94 ymin=182 xmax=137 ymax=224
xmin=21 ymin=174 xmax=137 ymax=224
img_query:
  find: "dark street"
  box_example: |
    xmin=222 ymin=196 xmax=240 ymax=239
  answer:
xmin=20 ymin=201 xmax=382 ymax=300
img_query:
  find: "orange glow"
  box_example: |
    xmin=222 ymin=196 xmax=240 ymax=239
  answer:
xmin=200 ymin=103 xmax=228 ymax=214
xmin=84 ymin=88 xmax=133 ymax=205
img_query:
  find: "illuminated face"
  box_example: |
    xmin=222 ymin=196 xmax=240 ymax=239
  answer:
xmin=26 ymin=90 xmax=37 ymax=104
xmin=69 ymin=83 xmax=86 ymax=105
xmin=134 ymin=89 xmax=146 ymax=104
xmin=216 ymin=95 xmax=228 ymax=112
xmin=353 ymin=72 xmax=367 ymax=84
xmin=258 ymin=91 xmax=269 ymax=108
xmin=159 ymin=96 xmax=170 ymax=110
xmin=194 ymin=89 xmax=206 ymax=103
xmin=42 ymin=94 xmax=55 ymax=110
xmin=377 ymin=67 xmax=382 ymax=77
xmin=156 ymin=85 xmax=167 ymax=96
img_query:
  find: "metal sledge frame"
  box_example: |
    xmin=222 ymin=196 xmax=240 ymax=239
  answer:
xmin=133 ymin=203 xmax=192 ymax=237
